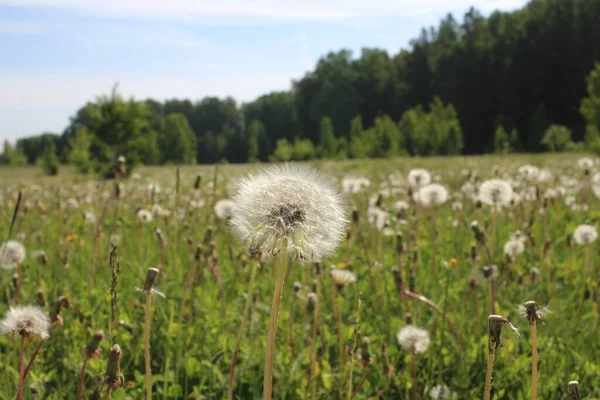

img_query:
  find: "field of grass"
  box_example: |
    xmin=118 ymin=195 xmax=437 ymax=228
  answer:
xmin=0 ymin=153 xmax=599 ymax=399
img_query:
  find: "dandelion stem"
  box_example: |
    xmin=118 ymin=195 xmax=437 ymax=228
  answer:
xmin=411 ymin=352 xmax=418 ymax=400
xmin=227 ymin=261 xmax=257 ymax=400
xmin=332 ymin=281 xmax=345 ymax=368
xmin=263 ymin=244 xmax=289 ymax=400
xmin=310 ymin=299 xmax=319 ymax=400
xmin=144 ymin=292 xmax=153 ymax=400
xmin=484 ymin=349 xmax=496 ymax=400
xmin=531 ymin=322 xmax=538 ymax=400
xmin=351 ymin=366 xmax=369 ymax=398
xmin=77 ymin=358 xmax=88 ymax=400
xmin=23 ymin=338 xmax=47 ymax=379
xmin=16 ymin=335 xmax=25 ymax=400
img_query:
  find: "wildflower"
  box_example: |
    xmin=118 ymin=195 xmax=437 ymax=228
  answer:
xmin=451 ymin=201 xmax=463 ymax=212
xmin=395 ymin=200 xmax=410 ymax=212
xmin=214 ymin=199 xmax=235 ymax=220
xmin=367 ymin=206 xmax=388 ymax=231
xmin=487 ymin=315 xmax=519 ymax=353
xmin=0 ymin=305 xmax=51 ymax=339
xmin=330 ymin=268 xmax=357 ymax=287
xmin=573 ymin=224 xmax=597 ymax=245
xmin=65 ymin=198 xmax=80 ymax=210
xmin=397 ymin=325 xmax=430 ymax=354
xmin=478 ymin=179 xmax=513 ymax=208
xmin=136 ymin=208 xmax=153 ymax=224
xmin=65 ymin=233 xmax=78 ymax=243
xmin=416 ymin=184 xmax=448 ymax=208
xmin=230 ymin=164 xmax=347 ymax=261
xmin=31 ymin=250 xmax=48 ymax=265
xmin=429 ymin=384 xmax=456 ymax=399
xmin=472 ymin=264 xmax=499 ymax=283
xmin=84 ymin=211 xmax=97 ymax=225
xmin=504 ymin=231 xmax=526 ymax=259
xmin=518 ymin=165 xmax=539 ymax=180
xmin=408 ymin=168 xmax=431 ymax=187
xmin=0 ymin=240 xmax=26 ymax=270
xmin=577 ymin=157 xmax=594 ymax=171
xmin=519 ymin=301 xmax=548 ymax=324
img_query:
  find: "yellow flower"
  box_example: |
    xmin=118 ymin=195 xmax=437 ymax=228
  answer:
xmin=337 ymin=261 xmax=350 ymax=269
xmin=7 ymin=201 xmax=15 ymax=209
xmin=38 ymin=202 xmax=47 ymax=212
xmin=450 ymin=258 xmax=458 ymax=266
xmin=66 ymin=234 xmax=79 ymax=243
xmin=145 ymin=204 xmax=153 ymax=211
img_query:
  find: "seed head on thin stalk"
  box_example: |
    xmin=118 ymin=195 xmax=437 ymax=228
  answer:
xmin=519 ymin=301 xmax=549 ymax=325
xmin=0 ymin=305 xmax=51 ymax=339
xmin=487 ymin=315 xmax=520 ymax=354
xmin=100 ymin=344 xmax=125 ymax=393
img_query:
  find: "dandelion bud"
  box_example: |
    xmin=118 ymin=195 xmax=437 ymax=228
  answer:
xmin=36 ymin=290 xmax=46 ymax=307
xmin=487 ymin=315 xmax=519 ymax=354
xmin=143 ymin=267 xmax=160 ymax=292
xmin=102 ymin=344 xmax=125 ymax=391
xmin=30 ymin=386 xmax=39 ymax=399
xmin=53 ymin=295 xmax=71 ymax=326
xmin=352 ymin=208 xmax=359 ymax=224
xmin=392 ymin=268 xmax=402 ymax=291
xmin=405 ymin=312 xmax=413 ymax=325
xmin=83 ymin=330 xmax=104 ymax=358
xmin=568 ymin=381 xmax=580 ymax=399
xmin=471 ymin=221 xmax=485 ymax=243
xmin=566 ymin=233 xmax=573 ymax=248
xmin=396 ymin=233 xmax=404 ymax=254
xmin=543 ymin=240 xmax=552 ymax=255
xmin=293 ymin=282 xmax=302 ymax=295
xmin=361 ymin=337 xmax=371 ymax=364
xmin=313 ymin=261 xmax=321 ymax=276
xmin=194 ymin=245 xmax=202 ymax=261
xmin=306 ymin=292 xmax=317 ymax=314
xmin=408 ymin=269 xmax=416 ymax=292
xmin=470 ymin=243 xmax=477 ymax=261
xmin=193 ymin=175 xmax=202 ymax=190
xmin=203 ymin=227 xmax=213 ymax=245
xmin=470 ymin=279 xmax=477 ymax=290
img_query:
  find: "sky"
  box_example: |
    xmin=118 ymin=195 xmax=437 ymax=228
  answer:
xmin=0 ymin=0 xmax=528 ymax=142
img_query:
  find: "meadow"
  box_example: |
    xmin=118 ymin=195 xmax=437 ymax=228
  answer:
xmin=0 ymin=153 xmax=598 ymax=399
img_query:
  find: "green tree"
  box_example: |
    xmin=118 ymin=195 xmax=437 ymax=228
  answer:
xmin=292 ymin=138 xmax=316 ymax=160
xmin=160 ymin=113 xmax=196 ymax=164
xmin=67 ymin=127 xmax=93 ymax=173
xmin=493 ymin=125 xmax=510 ymax=154
xmin=319 ymin=116 xmax=336 ymax=157
xmin=581 ymin=63 xmax=600 ymax=152
xmin=247 ymin=120 xmax=265 ymax=162
xmin=541 ymin=124 xmax=573 ymax=152
xmin=269 ymin=139 xmax=293 ymax=162
xmin=40 ymin=143 xmax=60 ymax=175
xmin=349 ymin=116 xmax=366 ymax=159
xmin=1 ymin=141 xmax=28 ymax=165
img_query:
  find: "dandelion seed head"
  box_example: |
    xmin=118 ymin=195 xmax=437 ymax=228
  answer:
xmin=416 ymin=184 xmax=448 ymax=208
xmin=136 ymin=208 xmax=153 ymax=224
xmin=577 ymin=157 xmax=594 ymax=170
xmin=230 ymin=164 xmax=347 ymax=262
xmin=408 ymin=169 xmax=431 ymax=187
xmin=451 ymin=201 xmax=463 ymax=212
xmin=504 ymin=232 xmax=525 ymax=258
xmin=330 ymin=268 xmax=357 ymax=286
xmin=84 ymin=211 xmax=97 ymax=225
xmin=397 ymin=325 xmax=430 ymax=353
xmin=367 ymin=206 xmax=388 ymax=231
xmin=573 ymin=224 xmax=598 ymax=245
xmin=65 ymin=198 xmax=79 ymax=210
xmin=0 ymin=240 xmax=26 ymax=270
xmin=429 ymin=384 xmax=456 ymax=399
xmin=0 ymin=305 xmax=51 ymax=339
xmin=395 ymin=200 xmax=410 ymax=212
xmin=214 ymin=199 xmax=235 ymax=220
xmin=478 ymin=179 xmax=513 ymax=208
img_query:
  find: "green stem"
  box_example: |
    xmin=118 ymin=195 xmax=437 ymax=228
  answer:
xmin=145 ymin=293 xmax=153 ymax=400
xmin=531 ymin=323 xmax=538 ymax=400
xmin=263 ymin=245 xmax=289 ymax=400
xmin=484 ymin=350 xmax=495 ymax=400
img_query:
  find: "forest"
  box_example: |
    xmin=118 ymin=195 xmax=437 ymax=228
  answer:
xmin=3 ymin=0 xmax=600 ymax=169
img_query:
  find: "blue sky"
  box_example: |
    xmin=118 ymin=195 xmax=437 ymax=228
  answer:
xmin=0 ymin=0 xmax=527 ymax=141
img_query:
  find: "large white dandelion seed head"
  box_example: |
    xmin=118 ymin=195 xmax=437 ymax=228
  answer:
xmin=230 ymin=164 xmax=347 ymax=262
xmin=214 ymin=199 xmax=235 ymax=220
xmin=478 ymin=179 xmax=513 ymax=208
xmin=416 ymin=183 xmax=448 ymax=208
xmin=0 ymin=240 xmax=26 ymax=270
xmin=397 ymin=325 xmax=430 ymax=354
xmin=367 ymin=206 xmax=388 ymax=231
xmin=573 ymin=224 xmax=598 ymax=246
xmin=0 ymin=305 xmax=51 ymax=339
xmin=408 ymin=168 xmax=431 ymax=187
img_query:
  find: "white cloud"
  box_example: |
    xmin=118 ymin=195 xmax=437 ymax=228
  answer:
xmin=0 ymin=0 xmax=527 ymax=21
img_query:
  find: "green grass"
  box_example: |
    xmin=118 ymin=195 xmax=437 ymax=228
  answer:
xmin=0 ymin=153 xmax=598 ymax=399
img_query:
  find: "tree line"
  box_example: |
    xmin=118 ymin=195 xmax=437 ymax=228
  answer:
xmin=3 ymin=0 xmax=600 ymax=170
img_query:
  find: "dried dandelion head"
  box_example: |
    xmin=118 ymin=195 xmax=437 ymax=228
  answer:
xmin=0 ymin=240 xmax=26 ymax=270
xmin=230 ymin=164 xmax=347 ymax=262
xmin=82 ymin=329 xmax=104 ymax=359
xmin=0 ymin=305 xmax=51 ymax=339
xmin=136 ymin=208 xmax=153 ymax=224
xmin=487 ymin=314 xmax=519 ymax=354
xmin=101 ymin=344 xmax=125 ymax=391
xmin=397 ymin=325 xmax=431 ymax=354
xmin=519 ymin=301 xmax=548 ymax=325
